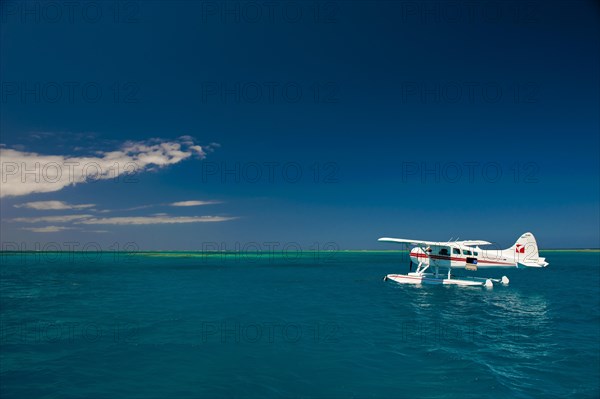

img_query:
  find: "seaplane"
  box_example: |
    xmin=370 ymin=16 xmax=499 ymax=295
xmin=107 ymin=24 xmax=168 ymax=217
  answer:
xmin=379 ymin=232 xmax=548 ymax=288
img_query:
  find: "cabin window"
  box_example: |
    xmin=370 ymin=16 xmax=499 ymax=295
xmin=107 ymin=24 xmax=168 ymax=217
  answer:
xmin=463 ymin=250 xmax=472 ymax=255
xmin=474 ymin=251 xmax=478 ymax=256
xmin=452 ymin=248 xmax=460 ymax=254
xmin=439 ymin=248 xmax=449 ymax=255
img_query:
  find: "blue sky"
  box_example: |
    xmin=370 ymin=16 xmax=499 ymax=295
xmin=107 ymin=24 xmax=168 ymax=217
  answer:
xmin=1 ymin=0 xmax=599 ymax=249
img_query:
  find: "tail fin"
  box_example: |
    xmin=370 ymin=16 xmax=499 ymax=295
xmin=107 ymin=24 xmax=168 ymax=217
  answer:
xmin=509 ymin=232 xmax=548 ymax=267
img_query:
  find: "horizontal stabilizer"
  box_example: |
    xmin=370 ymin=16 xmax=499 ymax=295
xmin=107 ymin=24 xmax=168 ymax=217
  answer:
xmin=518 ymin=258 xmax=549 ymax=268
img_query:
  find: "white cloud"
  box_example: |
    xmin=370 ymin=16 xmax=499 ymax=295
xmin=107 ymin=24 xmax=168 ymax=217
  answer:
xmin=11 ymin=214 xmax=93 ymax=223
xmin=79 ymin=215 xmax=236 ymax=225
xmin=21 ymin=226 xmax=75 ymax=233
xmin=0 ymin=137 xmax=215 ymax=197
xmin=14 ymin=200 xmax=95 ymax=210
xmin=170 ymin=200 xmax=220 ymax=207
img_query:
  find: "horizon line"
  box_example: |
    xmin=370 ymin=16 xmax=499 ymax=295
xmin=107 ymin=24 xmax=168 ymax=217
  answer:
xmin=0 ymin=248 xmax=598 ymax=253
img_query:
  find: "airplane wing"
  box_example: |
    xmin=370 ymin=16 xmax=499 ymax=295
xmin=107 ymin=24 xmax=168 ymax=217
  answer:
xmin=455 ymin=240 xmax=492 ymax=246
xmin=377 ymin=237 xmax=445 ymax=246
xmin=378 ymin=237 xmax=492 ymax=247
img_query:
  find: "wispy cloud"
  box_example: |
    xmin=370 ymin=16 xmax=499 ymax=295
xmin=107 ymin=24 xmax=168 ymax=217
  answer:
xmin=78 ymin=215 xmax=236 ymax=225
xmin=20 ymin=226 xmax=75 ymax=233
xmin=94 ymin=200 xmax=221 ymax=212
xmin=170 ymin=200 xmax=221 ymax=207
xmin=0 ymin=137 xmax=216 ymax=197
xmin=11 ymin=214 xmax=93 ymax=223
xmin=14 ymin=201 xmax=95 ymax=210
xmin=96 ymin=204 xmax=154 ymax=213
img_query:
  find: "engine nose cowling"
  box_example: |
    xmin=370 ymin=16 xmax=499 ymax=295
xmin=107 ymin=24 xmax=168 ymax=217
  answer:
xmin=410 ymin=247 xmax=429 ymax=266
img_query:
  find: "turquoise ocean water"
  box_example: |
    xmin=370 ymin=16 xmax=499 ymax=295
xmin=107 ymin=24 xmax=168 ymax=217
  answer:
xmin=1 ymin=251 xmax=599 ymax=398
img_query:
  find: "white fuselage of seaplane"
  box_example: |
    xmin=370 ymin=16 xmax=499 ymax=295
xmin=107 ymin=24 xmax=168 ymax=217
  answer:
xmin=409 ymin=244 xmax=543 ymax=269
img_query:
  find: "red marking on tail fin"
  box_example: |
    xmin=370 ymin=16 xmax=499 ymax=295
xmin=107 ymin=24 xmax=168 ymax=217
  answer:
xmin=516 ymin=244 xmax=525 ymax=254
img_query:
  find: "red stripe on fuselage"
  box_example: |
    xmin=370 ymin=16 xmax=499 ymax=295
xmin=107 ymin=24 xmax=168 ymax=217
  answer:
xmin=410 ymin=252 xmax=515 ymax=265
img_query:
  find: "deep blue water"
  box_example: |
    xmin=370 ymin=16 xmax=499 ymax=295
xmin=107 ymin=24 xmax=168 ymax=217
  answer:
xmin=1 ymin=251 xmax=599 ymax=398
